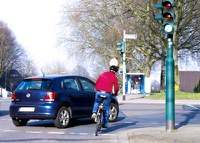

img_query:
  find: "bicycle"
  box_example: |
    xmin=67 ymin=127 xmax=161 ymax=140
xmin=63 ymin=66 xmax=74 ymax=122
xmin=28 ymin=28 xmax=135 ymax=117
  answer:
xmin=94 ymin=94 xmax=107 ymax=136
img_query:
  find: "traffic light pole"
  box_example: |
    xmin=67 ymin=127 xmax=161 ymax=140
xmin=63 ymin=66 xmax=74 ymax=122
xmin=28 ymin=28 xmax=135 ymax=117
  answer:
xmin=166 ymin=34 xmax=175 ymax=131
xmin=122 ymin=31 xmax=126 ymax=101
xmin=117 ymin=31 xmax=137 ymax=101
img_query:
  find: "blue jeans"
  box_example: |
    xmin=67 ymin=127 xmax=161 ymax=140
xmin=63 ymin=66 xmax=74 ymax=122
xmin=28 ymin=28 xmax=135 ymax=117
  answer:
xmin=92 ymin=91 xmax=111 ymax=127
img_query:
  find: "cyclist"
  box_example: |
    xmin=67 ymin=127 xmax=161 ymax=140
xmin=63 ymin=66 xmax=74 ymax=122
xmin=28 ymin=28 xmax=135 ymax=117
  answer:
xmin=91 ymin=58 xmax=119 ymax=128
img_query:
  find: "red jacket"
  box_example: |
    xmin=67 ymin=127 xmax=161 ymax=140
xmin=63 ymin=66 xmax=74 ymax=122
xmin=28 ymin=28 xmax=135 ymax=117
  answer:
xmin=95 ymin=71 xmax=119 ymax=95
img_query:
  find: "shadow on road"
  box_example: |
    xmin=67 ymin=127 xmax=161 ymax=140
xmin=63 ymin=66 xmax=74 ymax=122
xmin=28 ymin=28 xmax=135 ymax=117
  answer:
xmin=26 ymin=116 xmax=126 ymax=128
xmin=176 ymin=105 xmax=200 ymax=129
xmin=103 ymin=121 xmax=139 ymax=133
xmin=0 ymin=110 xmax=9 ymax=117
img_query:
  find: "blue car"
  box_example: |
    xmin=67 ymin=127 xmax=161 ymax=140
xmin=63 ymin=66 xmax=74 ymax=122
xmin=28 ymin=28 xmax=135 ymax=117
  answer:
xmin=9 ymin=75 xmax=119 ymax=128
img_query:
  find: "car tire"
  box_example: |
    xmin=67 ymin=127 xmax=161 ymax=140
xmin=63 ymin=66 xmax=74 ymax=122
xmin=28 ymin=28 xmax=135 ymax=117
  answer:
xmin=54 ymin=107 xmax=71 ymax=128
xmin=109 ymin=103 xmax=119 ymax=122
xmin=12 ymin=118 xmax=28 ymax=126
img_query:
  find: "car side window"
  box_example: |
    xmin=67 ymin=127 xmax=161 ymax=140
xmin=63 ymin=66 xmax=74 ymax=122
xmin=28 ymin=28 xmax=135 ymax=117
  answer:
xmin=79 ymin=78 xmax=95 ymax=92
xmin=61 ymin=78 xmax=79 ymax=91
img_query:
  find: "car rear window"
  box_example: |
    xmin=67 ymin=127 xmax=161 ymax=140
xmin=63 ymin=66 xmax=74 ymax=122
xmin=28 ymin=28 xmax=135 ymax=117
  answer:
xmin=16 ymin=79 xmax=52 ymax=91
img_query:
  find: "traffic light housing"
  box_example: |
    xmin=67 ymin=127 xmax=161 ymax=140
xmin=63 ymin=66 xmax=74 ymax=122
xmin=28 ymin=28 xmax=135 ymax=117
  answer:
xmin=154 ymin=3 xmax=163 ymax=21
xmin=154 ymin=0 xmax=174 ymax=34
xmin=117 ymin=42 xmax=125 ymax=56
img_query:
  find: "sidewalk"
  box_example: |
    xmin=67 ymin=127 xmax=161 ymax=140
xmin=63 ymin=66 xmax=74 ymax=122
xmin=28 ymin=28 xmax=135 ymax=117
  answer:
xmin=125 ymin=124 xmax=200 ymax=143
xmin=117 ymin=95 xmax=200 ymax=143
xmin=117 ymin=94 xmax=200 ymax=105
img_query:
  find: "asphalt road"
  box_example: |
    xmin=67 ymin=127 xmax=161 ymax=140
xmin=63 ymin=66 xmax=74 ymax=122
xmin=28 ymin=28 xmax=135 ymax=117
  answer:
xmin=1 ymin=98 xmax=200 ymax=143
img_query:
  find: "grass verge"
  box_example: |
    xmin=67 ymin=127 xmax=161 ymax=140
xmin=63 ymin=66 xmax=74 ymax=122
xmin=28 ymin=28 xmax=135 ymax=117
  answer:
xmin=145 ymin=92 xmax=200 ymax=100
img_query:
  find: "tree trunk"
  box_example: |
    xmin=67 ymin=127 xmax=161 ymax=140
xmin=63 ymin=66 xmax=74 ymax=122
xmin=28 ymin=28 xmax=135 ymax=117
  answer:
xmin=173 ymin=0 xmax=182 ymax=91
xmin=174 ymin=47 xmax=179 ymax=90
xmin=160 ymin=49 xmax=166 ymax=91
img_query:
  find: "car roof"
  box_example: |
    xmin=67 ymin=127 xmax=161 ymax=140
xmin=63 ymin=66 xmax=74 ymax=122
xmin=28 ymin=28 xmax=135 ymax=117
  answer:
xmin=24 ymin=75 xmax=87 ymax=80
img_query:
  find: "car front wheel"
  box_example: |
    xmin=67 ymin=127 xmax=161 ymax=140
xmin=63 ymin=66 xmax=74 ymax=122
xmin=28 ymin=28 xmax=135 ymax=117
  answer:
xmin=109 ymin=103 xmax=119 ymax=122
xmin=54 ymin=107 xmax=71 ymax=128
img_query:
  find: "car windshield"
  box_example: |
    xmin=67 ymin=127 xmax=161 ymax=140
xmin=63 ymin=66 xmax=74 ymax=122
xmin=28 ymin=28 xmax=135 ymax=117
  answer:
xmin=16 ymin=78 xmax=52 ymax=91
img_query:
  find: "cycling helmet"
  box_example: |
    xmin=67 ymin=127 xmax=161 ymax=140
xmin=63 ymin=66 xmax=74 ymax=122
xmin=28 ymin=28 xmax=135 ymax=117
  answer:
xmin=109 ymin=58 xmax=118 ymax=67
xmin=109 ymin=58 xmax=119 ymax=73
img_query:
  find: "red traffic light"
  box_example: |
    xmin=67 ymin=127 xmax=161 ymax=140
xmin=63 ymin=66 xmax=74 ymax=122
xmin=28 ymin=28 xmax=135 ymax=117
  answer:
xmin=163 ymin=1 xmax=173 ymax=10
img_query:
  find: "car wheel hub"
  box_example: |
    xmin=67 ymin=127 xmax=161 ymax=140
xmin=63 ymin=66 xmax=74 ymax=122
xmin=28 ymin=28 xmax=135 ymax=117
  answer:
xmin=60 ymin=110 xmax=69 ymax=125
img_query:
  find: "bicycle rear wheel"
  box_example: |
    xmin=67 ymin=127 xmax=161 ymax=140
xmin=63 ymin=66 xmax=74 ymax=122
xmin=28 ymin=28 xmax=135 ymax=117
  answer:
xmin=95 ymin=121 xmax=101 ymax=136
xmin=95 ymin=110 xmax=103 ymax=136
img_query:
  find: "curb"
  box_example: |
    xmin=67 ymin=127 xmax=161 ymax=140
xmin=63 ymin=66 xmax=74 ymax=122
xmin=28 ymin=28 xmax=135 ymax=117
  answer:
xmin=117 ymin=95 xmax=200 ymax=105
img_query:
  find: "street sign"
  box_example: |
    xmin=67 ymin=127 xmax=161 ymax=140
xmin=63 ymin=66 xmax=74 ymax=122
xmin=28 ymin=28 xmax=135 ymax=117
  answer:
xmin=124 ymin=34 xmax=137 ymax=39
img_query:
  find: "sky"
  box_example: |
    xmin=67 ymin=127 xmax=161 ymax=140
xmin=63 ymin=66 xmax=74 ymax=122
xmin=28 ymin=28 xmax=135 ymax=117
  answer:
xmin=0 ymin=0 xmax=67 ymax=69
xmin=0 ymin=0 xmax=199 ymax=76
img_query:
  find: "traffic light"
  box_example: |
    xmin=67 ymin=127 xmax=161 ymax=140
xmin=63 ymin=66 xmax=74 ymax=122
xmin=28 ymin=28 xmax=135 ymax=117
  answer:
xmin=154 ymin=3 xmax=163 ymax=22
xmin=117 ymin=42 xmax=125 ymax=56
xmin=154 ymin=0 xmax=174 ymax=34
xmin=162 ymin=0 xmax=174 ymax=34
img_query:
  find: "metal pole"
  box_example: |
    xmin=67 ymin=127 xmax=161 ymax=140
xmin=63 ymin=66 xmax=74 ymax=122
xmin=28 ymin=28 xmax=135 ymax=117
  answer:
xmin=166 ymin=34 xmax=175 ymax=131
xmin=122 ymin=30 xmax=126 ymax=100
xmin=5 ymin=71 xmax=7 ymax=90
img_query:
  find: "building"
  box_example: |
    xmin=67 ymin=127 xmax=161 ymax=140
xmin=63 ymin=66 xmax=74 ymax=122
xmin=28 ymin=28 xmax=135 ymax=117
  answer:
xmin=179 ymin=71 xmax=200 ymax=92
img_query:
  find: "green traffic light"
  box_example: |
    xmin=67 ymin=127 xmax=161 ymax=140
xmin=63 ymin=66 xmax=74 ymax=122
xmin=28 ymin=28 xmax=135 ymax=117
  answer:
xmin=163 ymin=24 xmax=174 ymax=33
xmin=117 ymin=47 xmax=122 ymax=51
xmin=116 ymin=42 xmax=125 ymax=53
xmin=117 ymin=42 xmax=122 ymax=46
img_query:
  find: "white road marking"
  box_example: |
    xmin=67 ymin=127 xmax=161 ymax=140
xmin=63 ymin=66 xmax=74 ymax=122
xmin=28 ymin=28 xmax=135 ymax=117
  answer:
xmin=48 ymin=131 xmax=65 ymax=135
xmin=3 ymin=130 xmax=15 ymax=132
xmin=185 ymin=104 xmax=200 ymax=110
xmin=69 ymin=132 xmax=75 ymax=135
xmin=78 ymin=133 xmax=89 ymax=135
xmin=102 ymin=134 xmax=116 ymax=136
xmin=0 ymin=129 xmax=116 ymax=136
xmin=26 ymin=131 xmax=42 ymax=134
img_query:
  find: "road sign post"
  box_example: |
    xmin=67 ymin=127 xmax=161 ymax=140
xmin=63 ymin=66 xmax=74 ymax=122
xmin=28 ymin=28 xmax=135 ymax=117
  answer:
xmin=122 ymin=31 xmax=137 ymax=101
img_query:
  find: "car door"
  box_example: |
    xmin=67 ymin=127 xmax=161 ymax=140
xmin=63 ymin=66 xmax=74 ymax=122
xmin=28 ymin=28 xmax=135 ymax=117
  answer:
xmin=78 ymin=77 xmax=95 ymax=115
xmin=60 ymin=77 xmax=87 ymax=117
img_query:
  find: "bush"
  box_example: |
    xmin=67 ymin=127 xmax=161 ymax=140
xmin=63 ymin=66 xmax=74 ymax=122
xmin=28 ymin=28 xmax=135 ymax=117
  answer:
xmin=193 ymin=80 xmax=200 ymax=93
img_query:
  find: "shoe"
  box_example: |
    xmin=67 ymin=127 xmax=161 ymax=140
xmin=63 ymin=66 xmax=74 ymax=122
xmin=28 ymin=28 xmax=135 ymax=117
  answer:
xmin=102 ymin=124 xmax=108 ymax=128
xmin=91 ymin=113 xmax=97 ymax=119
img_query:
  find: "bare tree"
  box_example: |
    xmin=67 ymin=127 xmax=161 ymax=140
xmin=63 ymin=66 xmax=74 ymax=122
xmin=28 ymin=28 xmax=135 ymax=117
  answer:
xmin=173 ymin=0 xmax=200 ymax=87
xmin=19 ymin=56 xmax=38 ymax=77
xmin=0 ymin=21 xmax=37 ymax=90
xmin=72 ymin=64 xmax=90 ymax=77
xmin=41 ymin=61 xmax=71 ymax=75
xmin=61 ymin=0 xmax=162 ymax=78
xmin=60 ymin=0 xmax=200 ymax=89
